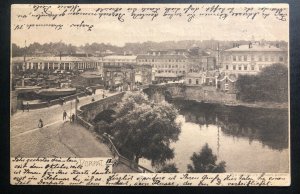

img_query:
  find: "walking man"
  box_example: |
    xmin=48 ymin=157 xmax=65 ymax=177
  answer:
xmin=63 ymin=110 xmax=67 ymax=121
xmin=38 ymin=118 xmax=43 ymax=128
xmin=71 ymin=113 xmax=75 ymax=123
xmin=26 ymin=102 xmax=29 ymax=112
xmin=21 ymin=103 xmax=25 ymax=112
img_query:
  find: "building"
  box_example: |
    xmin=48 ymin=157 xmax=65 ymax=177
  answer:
xmin=134 ymin=64 xmax=152 ymax=85
xmin=101 ymin=55 xmax=137 ymax=67
xmin=221 ymin=42 xmax=288 ymax=75
xmin=11 ymin=56 xmax=100 ymax=73
xmin=101 ymin=55 xmax=137 ymax=90
xmin=185 ymin=70 xmax=219 ymax=87
xmin=216 ymin=73 xmax=237 ymax=94
xmin=137 ymin=50 xmax=188 ymax=82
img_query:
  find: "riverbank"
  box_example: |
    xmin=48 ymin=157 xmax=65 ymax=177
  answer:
xmin=177 ymin=98 xmax=288 ymax=110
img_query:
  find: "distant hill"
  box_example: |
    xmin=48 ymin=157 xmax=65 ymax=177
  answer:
xmin=12 ymin=40 xmax=288 ymax=57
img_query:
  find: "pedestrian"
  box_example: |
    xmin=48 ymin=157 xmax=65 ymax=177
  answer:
xmin=38 ymin=118 xmax=43 ymax=128
xmin=63 ymin=110 xmax=67 ymax=121
xmin=21 ymin=103 xmax=25 ymax=112
xmin=26 ymin=102 xmax=29 ymax=112
xmin=71 ymin=113 xmax=75 ymax=123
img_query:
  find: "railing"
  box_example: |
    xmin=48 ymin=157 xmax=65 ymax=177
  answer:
xmin=76 ymin=93 xmax=153 ymax=173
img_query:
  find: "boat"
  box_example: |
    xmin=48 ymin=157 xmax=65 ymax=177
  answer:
xmin=35 ymin=87 xmax=76 ymax=97
xmin=15 ymin=86 xmax=42 ymax=94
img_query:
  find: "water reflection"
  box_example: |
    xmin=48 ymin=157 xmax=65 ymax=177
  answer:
xmin=168 ymin=100 xmax=289 ymax=173
xmin=175 ymin=100 xmax=289 ymax=151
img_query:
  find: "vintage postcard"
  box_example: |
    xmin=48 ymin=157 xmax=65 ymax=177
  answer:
xmin=10 ymin=4 xmax=290 ymax=186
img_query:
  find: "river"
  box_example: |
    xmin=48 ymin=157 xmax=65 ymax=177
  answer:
xmin=139 ymin=100 xmax=289 ymax=173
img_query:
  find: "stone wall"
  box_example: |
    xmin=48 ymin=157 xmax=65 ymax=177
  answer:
xmin=79 ymin=92 xmax=125 ymax=122
xmin=146 ymin=84 xmax=237 ymax=104
xmin=184 ymin=86 xmax=236 ymax=103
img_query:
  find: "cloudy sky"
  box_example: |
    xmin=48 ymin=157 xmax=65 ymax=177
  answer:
xmin=11 ymin=4 xmax=289 ymax=47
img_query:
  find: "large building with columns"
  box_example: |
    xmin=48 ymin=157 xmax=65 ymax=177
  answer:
xmin=12 ymin=56 xmax=101 ymax=73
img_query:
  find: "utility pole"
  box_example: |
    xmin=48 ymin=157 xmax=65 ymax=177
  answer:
xmin=70 ymin=101 xmax=72 ymax=122
xmin=75 ymin=98 xmax=78 ymax=122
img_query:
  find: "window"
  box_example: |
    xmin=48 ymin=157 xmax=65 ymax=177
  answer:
xmin=226 ymin=65 xmax=229 ymax=70
xmin=244 ymin=65 xmax=247 ymax=70
xmin=233 ymin=65 xmax=236 ymax=70
xmin=238 ymin=56 xmax=242 ymax=61
xmin=259 ymin=56 xmax=262 ymax=61
xmin=238 ymin=66 xmax=242 ymax=70
xmin=244 ymin=56 xmax=247 ymax=61
xmin=251 ymin=55 xmax=255 ymax=61
xmin=233 ymin=56 xmax=236 ymax=61
xmin=265 ymin=56 xmax=268 ymax=61
xmin=279 ymin=57 xmax=284 ymax=62
xmin=225 ymin=84 xmax=229 ymax=91
xmin=189 ymin=79 xmax=192 ymax=84
xmin=196 ymin=79 xmax=199 ymax=84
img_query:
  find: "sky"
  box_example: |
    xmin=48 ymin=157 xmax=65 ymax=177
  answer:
xmin=11 ymin=4 xmax=289 ymax=47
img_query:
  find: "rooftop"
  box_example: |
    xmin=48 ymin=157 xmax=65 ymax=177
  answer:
xmin=12 ymin=56 xmax=100 ymax=63
xmin=224 ymin=44 xmax=285 ymax=52
xmin=137 ymin=54 xmax=188 ymax=60
xmin=102 ymin=55 xmax=137 ymax=60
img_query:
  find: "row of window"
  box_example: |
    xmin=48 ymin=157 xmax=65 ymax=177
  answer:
xmin=139 ymin=59 xmax=186 ymax=63
xmin=225 ymin=64 xmax=269 ymax=71
xmin=103 ymin=59 xmax=135 ymax=62
xmin=223 ymin=55 xmax=284 ymax=62
xmin=151 ymin=64 xmax=186 ymax=69
xmin=157 ymin=70 xmax=186 ymax=74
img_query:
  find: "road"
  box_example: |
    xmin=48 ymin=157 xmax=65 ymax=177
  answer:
xmin=10 ymin=89 xmax=116 ymax=157
xmin=10 ymin=89 xmax=139 ymax=172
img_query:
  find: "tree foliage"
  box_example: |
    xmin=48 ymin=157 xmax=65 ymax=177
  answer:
xmin=110 ymin=92 xmax=181 ymax=166
xmin=187 ymin=143 xmax=226 ymax=173
xmin=157 ymin=163 xmax=179 ymax=173
xmin=236 ymin=64 xmax=288 ymax=102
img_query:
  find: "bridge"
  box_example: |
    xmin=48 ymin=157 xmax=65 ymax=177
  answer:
xmin=76 ymin=91 xmax=153 ymax=173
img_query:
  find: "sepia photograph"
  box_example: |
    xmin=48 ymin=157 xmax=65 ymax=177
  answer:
xmin=10 ymin=3 xmax=290 ymax=186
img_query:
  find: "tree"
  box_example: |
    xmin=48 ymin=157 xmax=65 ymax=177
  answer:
xmin=236 ymin=64 xmax=288 ymax=102
xmin=157 ymin=163 xmax=179 ymax=173
xmin=110 ymin=92 xmax=181 ymax=166
xmin=187 ymin=143 xmax=226 ymax=173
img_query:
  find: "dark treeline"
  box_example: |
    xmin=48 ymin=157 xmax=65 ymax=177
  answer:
xmin=12 ymin=40 xmax=288 ymax=57
xmin=236 ymin=64 xmax=288 ymax=103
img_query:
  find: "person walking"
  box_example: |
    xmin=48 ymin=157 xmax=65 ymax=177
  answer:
xmin=21 ymin=103 xmax=25 ymax=112
xmin=26 ymin=102 xmax=29 ymax=112
xmin=71 ymin=113 xmax=75 ymax=123
xmin=63 ymin=110 xmax=67 ymax=121
xmin=38 ymin=118 xmax=43 ymax=128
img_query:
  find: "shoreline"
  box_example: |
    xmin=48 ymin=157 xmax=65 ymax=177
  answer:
xmin=174 ymin=98 xmax=288 ymax=110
